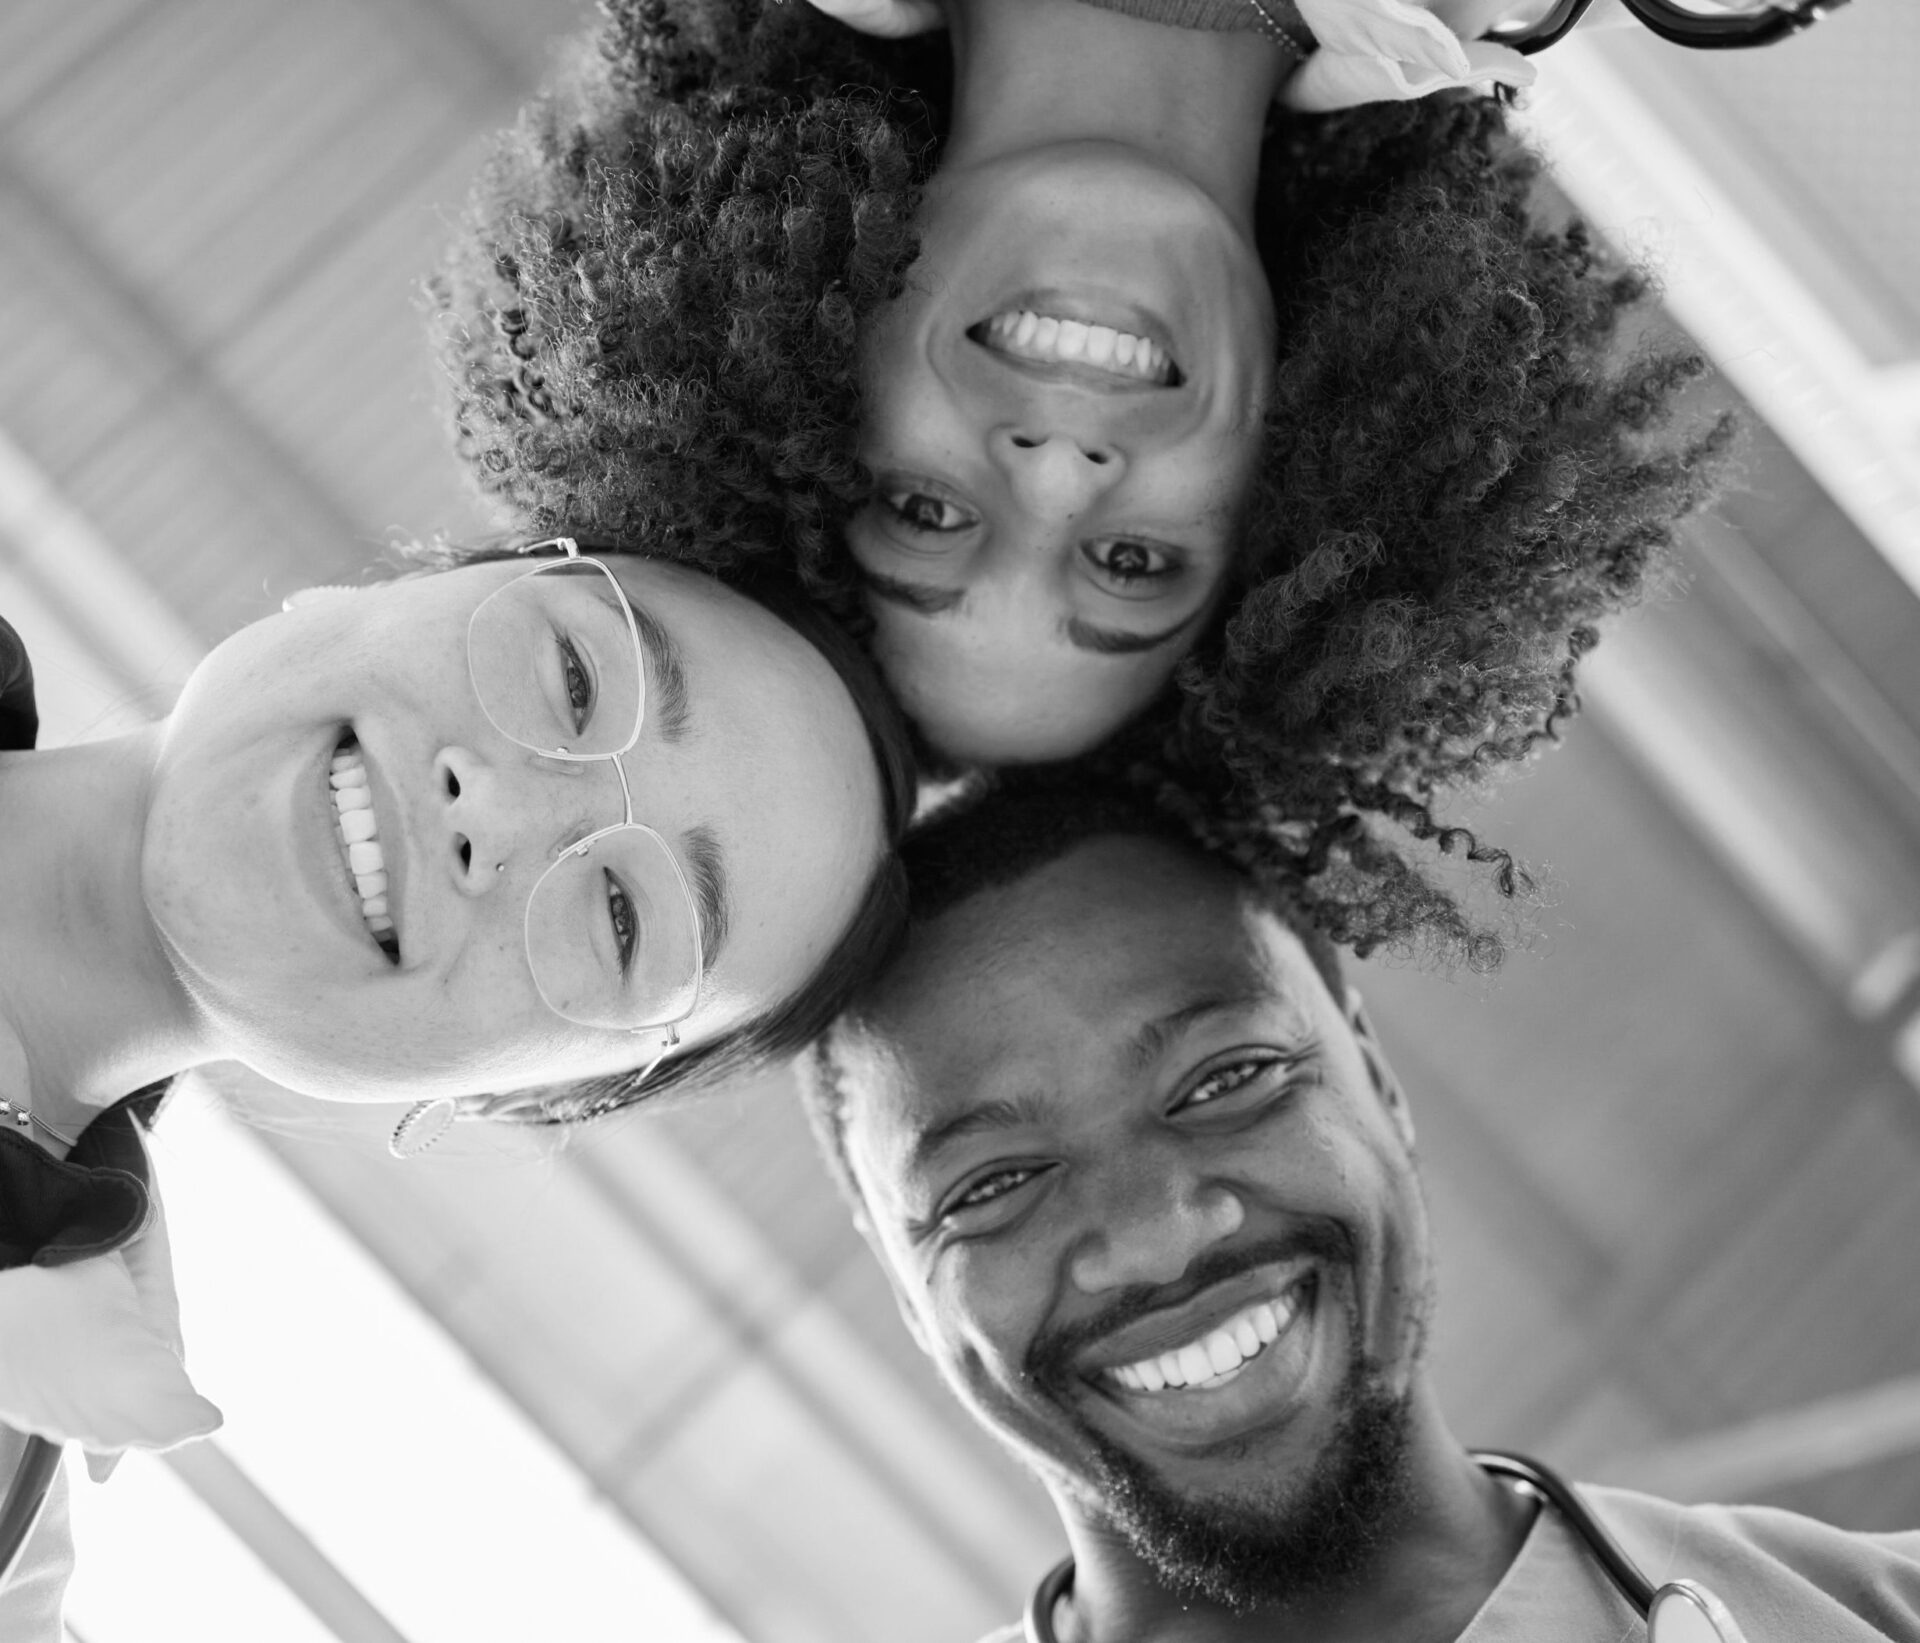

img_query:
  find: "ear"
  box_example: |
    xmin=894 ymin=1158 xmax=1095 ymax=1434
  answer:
xmin=1344 ymin=988 xmax=1415 ymax=1151
xmin=280 ymin=584 xmax=360 ymax=613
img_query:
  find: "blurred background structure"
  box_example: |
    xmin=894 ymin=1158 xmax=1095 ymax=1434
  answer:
xmin=1 ymin=3 xmax=1917 ymax=1640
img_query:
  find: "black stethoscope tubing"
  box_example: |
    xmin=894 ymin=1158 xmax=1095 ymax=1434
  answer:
xmin=1023 ymin=1451 xmax=1698 ymax=1643
xmin=0 ymin=1436 xmax=62 ymax=1588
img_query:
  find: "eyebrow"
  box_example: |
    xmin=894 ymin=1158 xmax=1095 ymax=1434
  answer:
xmin=624 ymin=601 xmax=693 ymax=744
xmin=861 ymin=569 xmax=967 ymax=617
xmin=681 ymin=823 xmax=731 ymax=966
xmin=862 ymin=569 xmax=1197 ymax=655
xmin=588 ymin=576 xmax=726 ymax=963
xmin=1123 ymin=993 xmax=1287 ymax=1071
xmin=1063 ymin=612 xmax=1201 ymax=656
xmin=908 ymin=1091 xmax=1054 ymax=1178
xmin=905 ymin=993 xmax=1295 ymax=1171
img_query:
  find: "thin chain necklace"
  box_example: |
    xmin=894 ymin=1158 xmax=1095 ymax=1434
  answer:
xmin=0 ymin=1096 xmax=78 ymax=1150
xmin=1241 ymin=0 xmax=1314 ymax=58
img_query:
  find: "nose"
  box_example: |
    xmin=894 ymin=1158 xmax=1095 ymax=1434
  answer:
xmin=434 ymin=745 xmax=598 ymax=896
xmin=991 ymin=427 xmax=1125 ymax=520
xmin=1067 ymin=1157 xmax=1244 ymax=1295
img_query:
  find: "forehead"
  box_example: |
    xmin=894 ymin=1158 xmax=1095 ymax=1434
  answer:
xmin=846 ymin=836 xmax=1329 ymax=1187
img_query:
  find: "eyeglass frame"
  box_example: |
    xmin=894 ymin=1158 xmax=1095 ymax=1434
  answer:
xmin=467 ymin=536 xmax=707 ymax=1051
xmin=1488 ymin=0 xmax=1848 ymax=54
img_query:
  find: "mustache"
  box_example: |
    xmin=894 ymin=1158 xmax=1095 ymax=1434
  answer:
xmin=1024 ymin=1222 xmax=1355 ymax=1393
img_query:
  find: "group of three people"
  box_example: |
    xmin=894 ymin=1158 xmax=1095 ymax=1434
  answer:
xmin=1 ymin=0 xmax=1899 ymax=1636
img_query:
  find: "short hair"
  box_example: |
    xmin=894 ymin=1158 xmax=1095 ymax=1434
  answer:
xmin=394 ymin=533 xmax=917 ymax=1123
xmin=432 ymin=0 xmax=1731 ymax=953
xmin=801 ymin=771 xmax=1349 ymax=1213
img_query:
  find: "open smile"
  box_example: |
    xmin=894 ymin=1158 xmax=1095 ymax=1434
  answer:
xmin=328 ymin=731 xmax=401 ymax=964
xmin=1075 ymin=1266 xmax=1330 ymax=1452
xmin=968 ymin=306 xmax=1185 ymax=389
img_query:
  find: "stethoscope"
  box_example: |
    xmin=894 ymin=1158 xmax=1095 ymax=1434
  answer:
xmin=1023 ymin=1451 xmax=1748 ymax=1643
xmin=0 ymin=1436 xmax=61 ymax=1589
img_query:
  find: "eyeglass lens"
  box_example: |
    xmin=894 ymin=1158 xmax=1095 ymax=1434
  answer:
xmin=468 ymin=559 xmax=703 ymax=1032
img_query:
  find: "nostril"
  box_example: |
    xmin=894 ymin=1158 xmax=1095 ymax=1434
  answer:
xmin=1011 ymin=434 xmax=1042 ymax=450
xmin=444 ymin=768 xmax=461 ymax=799
xmin=458 ymin=837 xmax=472 ymax=871
xmin=1084 ymin=449 xmax=1111 ymax=466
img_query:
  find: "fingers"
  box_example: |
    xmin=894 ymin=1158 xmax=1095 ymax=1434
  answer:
xmin=0 ymin=1257 xmax=223 ymax=1455
xmin=799 ymin=0 xmax=946 ymax=37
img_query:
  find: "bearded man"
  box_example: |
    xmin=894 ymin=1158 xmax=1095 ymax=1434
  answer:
xmin=805 ymin=779 xmax=1920 ymax=1643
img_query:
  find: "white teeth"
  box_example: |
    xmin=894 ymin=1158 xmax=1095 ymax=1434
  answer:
xmin=331 ymin=743 xmax=397 ymax=959
xmin=1107 ymin=1290 xmax=1302 ymax=1395
xmin=981 ymin=309 xmax=1175 ymax=384
xmin=1204 ymin=1330 xmax=1241 ymax=1376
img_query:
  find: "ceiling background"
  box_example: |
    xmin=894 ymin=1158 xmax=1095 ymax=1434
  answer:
xmin=1 ymin=3 xmax=1916 ymax=1640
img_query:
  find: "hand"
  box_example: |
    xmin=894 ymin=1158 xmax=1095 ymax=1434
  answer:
xmin=1281 ymin=0 xmax=1536 ymax=112
xmin=797 ymin=0 xmax=946 ymax=37
xmin=0 ymin=1190 xmax=220 ymax=1469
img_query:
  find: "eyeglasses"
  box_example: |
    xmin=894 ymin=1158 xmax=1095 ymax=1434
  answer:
xmin=467 ymin=538 xmax=705 ymax=1070
xmin=1488 ymin=0 xmax=1847 ymax=54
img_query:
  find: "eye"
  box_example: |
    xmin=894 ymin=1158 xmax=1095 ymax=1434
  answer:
xmin=1177 ymin=1053 xmax=1295 ymax=1114
xmin=552 ymin=629 xmax=596 ymax=737
xmin=941 ymin=1162 xmax=1050 ymax=1223
xmin=882 ymin=486 xmax=977 ymax=535
xmin=602 ymin=867 xmax=638 ymax=978
xmin=1082 ymin=538 xmax=1178 ymax=587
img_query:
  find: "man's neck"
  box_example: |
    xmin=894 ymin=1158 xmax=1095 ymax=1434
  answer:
xmin=1053 ymin=1399 xmax=1536 ymax=1643
xmin=942 ymin=0 xmax=1286 ymax=231
xmin=0 ymin=730 xmax=206 ymax=1135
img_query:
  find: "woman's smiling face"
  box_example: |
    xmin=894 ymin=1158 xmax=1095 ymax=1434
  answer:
xmin=140 ymin=556 xmax=885 ymax=1101
xmin=855 ymin=143 xmax=1275 ymax=765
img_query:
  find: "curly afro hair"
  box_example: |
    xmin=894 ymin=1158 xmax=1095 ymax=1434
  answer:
xmin=429 ymin=0 xmax=943 ymax=620
xmin=430 ymin=0 xmax=1732 ymax=965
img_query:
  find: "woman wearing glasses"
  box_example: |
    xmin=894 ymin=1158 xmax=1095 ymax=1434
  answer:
xmin=0 ymin=539 xmax=914 ymax=1627
xmin=431 ymin=0 xmax=1737 ymax=933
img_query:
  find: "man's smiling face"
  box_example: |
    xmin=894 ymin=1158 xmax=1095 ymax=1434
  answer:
xmin=834 ymin=835 xmax=1436 ymax=1600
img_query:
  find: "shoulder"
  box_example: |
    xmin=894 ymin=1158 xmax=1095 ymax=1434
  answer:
xmin=1073 ymin=0 xmax=1266 ymax=32
xmin=0 ymin=613 xmax=37 ymax=752
xmin=1584 ymin=1482 xmax=1920 ymax=1638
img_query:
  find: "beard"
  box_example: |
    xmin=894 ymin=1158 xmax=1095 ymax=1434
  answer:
xmin=1076 ymin=1346 xmax=1416 ymax=1614
xmin=1023 ymin=1229 xmax=1428 ymax=1618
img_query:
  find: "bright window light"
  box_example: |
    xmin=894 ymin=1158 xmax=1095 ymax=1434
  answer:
xmin=64 ymin=1082 xmax=743 ymax=1643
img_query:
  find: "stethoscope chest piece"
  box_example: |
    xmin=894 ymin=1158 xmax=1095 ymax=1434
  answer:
xmin=1649 ymin=1580 xmax=1747 ymax=1643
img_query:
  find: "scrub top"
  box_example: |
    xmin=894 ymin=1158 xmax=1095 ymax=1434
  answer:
xmin=999 ymin=1482 xmax=1920 ymax=1643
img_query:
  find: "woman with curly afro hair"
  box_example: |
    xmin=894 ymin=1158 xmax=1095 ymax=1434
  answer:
xmin=431 ymin=0 xmax=1732 ymax=966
